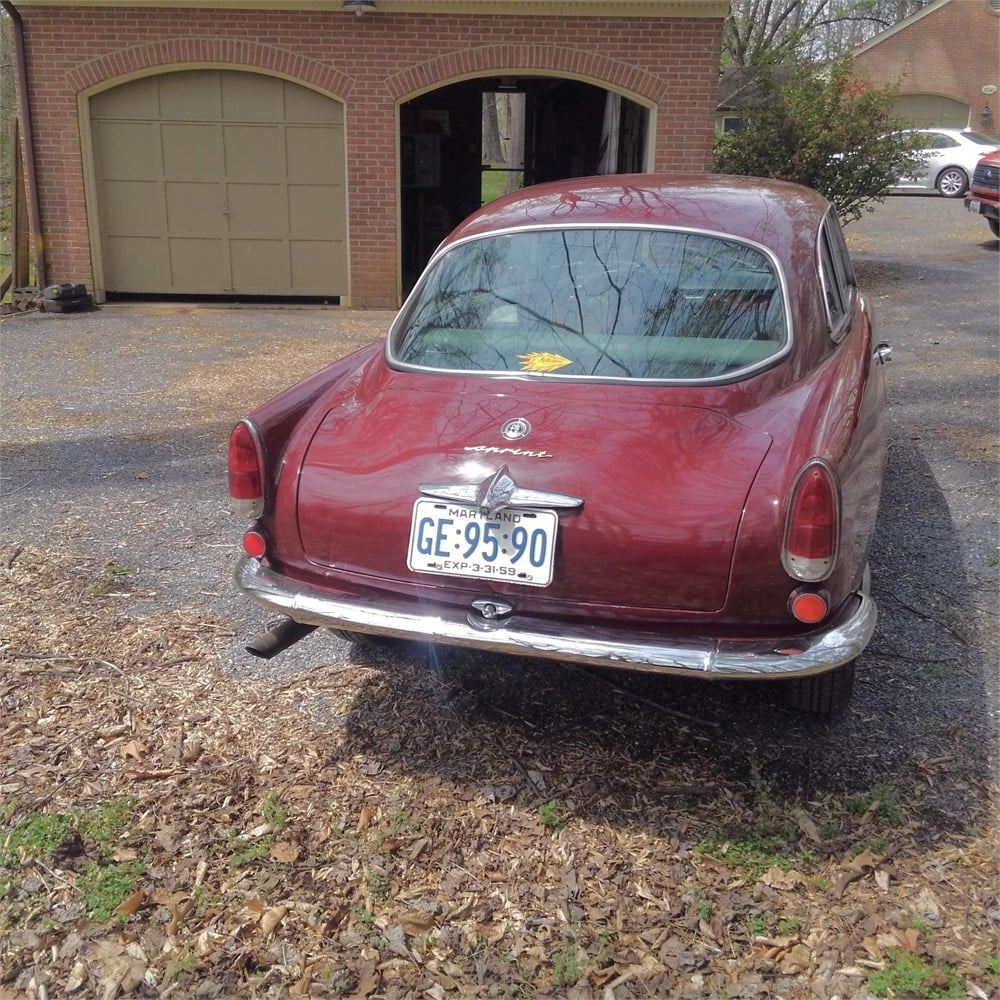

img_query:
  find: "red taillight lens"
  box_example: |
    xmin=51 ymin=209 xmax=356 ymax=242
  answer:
xmin=783 ymin=461 xmax=840 ymax=582
xmin=228 ymin=421 xmax=264 ymax=516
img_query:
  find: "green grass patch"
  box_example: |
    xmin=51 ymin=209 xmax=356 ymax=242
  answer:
xmin=551 ymin=937 xmax=586 ymax=988
xmin=2 ymin=798 xmax=143 ymax=922
xmin=1 ymin=812 xmax=74 ymax=868
xmin=481 ymin=164 xmax=524 ymax=205
xmin=847 ymin=784 xmax=906 ymax=826
xmin=537 ymin=800 xmax=563 ymax=831
xmin=1 ymin=798 xmax=135 ymax=873
xmin=866 ymin=950 xmax=963 ymax=999
xmin=76 ymin=860 xmax=146 ymax=923
xmin=91 ymin=561 xmax=133 ymax=595
xmin=697 ymin=765 xmax=813 ymax=880
xmin=78 ymin=797 xmax=134 ymax=848
xmin=698 ymin=832 xmax=814 ymax=881
xmin=259 ymin=791 xmax=288 ymax=834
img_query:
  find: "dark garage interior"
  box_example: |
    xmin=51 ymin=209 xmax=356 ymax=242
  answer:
xmin=400 ymin=76 xmax=648 ymax=291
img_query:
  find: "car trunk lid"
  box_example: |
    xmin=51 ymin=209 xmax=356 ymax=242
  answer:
xmin=295 ymin=375 xmax=771 ymax=613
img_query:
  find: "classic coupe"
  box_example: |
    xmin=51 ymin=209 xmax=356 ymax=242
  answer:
xmin=229 ymin=174 xmax=890 ymax=715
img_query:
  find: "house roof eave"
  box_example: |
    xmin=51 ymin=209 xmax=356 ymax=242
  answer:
xmin=9 ymin=0 xmax=731 ymax=17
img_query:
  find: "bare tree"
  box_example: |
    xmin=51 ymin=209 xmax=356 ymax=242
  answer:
xmin=482 ymin=93 xmax=503 ymax=165
xmin=724 ymin=0 xmax=930 ymax=67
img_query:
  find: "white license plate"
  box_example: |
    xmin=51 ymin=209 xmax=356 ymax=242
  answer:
xmin=407 ymin=498 xmax=558 ymax=586
xmin=968 ymin=199 xmax=982 ymax=212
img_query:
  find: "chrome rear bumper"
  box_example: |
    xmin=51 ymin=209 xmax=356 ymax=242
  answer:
xmin=235 ymin=556 xmax=876 ymax=679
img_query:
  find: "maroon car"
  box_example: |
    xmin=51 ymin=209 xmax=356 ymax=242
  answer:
xmin=229 ymin=174 xmax=890 ymax=715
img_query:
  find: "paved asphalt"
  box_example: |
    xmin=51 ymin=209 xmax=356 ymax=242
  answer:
xmin=1 ymin=193 xmax=997 ymax=809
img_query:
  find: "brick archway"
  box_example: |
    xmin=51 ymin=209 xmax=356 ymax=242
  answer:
xmin=385 ymin=44 xmax=665 ymax=107
xmin=67 ymin=39 xmax=354 ymax=100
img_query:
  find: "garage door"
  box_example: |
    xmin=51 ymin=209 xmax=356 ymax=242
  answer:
xmin=895 ymin=94 xmax=970 ymax=130
xmin=91 ymin=70 xmax=347 ymax=296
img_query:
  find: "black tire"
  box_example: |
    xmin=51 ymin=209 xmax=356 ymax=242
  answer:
xmin=331 ymin=629 xmax=396 ymax=649
xmin=935 ymin=166 xmax=968 ymax=198
xmin=988 ymin=217 xmax=999 ymax=239
xmin=783 ymin=661 xmax=855 ymax=716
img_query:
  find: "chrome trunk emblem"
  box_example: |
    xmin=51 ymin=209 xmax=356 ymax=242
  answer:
xmin=476 ymin=466 xmax=517 ymax=516
xmin=501 ymin=417 xmax=531 ymax=441
xmin=419 ymin=465 xmax=583 ymax=516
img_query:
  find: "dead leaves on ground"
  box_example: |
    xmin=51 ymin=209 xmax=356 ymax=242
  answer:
xmin=1 ymin=546 xmax=998 ymax=998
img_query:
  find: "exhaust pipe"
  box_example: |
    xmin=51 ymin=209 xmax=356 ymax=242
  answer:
xmin=246 ymin=618 xmax=317 ymax=659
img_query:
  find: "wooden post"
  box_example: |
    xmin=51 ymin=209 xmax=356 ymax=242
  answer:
xmin=12 ymin=114 xmax=29 ymax=288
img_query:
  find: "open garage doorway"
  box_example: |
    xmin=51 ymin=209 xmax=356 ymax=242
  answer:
xmin=400 ymin=77 xmax=649 ymax=292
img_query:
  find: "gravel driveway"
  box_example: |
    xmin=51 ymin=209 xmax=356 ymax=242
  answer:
xmin=2 ymin=195 xmax=997 ymax=811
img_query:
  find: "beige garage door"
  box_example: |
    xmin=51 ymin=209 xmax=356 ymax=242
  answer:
xmin=91 ymin=70 xmax=347 ymax=296
xmin=895 ymin=94 xmax=970 ymax=130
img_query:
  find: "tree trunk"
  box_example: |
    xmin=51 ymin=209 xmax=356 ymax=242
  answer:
xmin=482 ymin=93 xmax=503 ymax=165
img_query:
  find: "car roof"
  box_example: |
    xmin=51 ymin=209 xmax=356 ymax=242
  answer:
xmin=908 ymin=127 xmax=991 ymax=139
xmin=441 ymin=173 xmax=832 ymax=256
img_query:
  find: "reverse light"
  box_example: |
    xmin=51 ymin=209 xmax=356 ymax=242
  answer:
xmin=782 ymin=460 xmax=840 ymax=582
xmin=228 ymin=420 xmax=265 ymax=518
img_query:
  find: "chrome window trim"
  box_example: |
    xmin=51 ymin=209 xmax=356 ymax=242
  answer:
xmin=386 ymin=222 xmax=794 ymax=387
xmin=817 ymin=210 xmax=853 ymax=343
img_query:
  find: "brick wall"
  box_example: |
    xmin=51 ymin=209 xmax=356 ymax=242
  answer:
xmin=853 ymin=0 xmax=999 ymax=137
xmin=17 ymin=7 xmax=723 ymax=306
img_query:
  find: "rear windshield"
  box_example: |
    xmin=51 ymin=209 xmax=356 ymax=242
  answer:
xmin=962 ymin=131 xmax=999 ymax=146
xmin=390 ymin=227 xmax=788 ymax=382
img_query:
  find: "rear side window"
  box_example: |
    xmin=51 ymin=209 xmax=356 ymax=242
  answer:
xmin=390 ymin=227 xmax=789 ymax=382
xmin=818 ymin=214 xmax=855 ymax=340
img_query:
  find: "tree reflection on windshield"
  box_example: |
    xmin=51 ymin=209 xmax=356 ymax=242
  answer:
xmin=394 ymin=228 xmax=787 ymax=380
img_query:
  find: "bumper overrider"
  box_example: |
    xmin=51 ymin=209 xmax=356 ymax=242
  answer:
xmin=235 ymin=556 xmax=876 ymax=678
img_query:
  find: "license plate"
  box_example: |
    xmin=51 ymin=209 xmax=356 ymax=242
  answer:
xmin=407 ymin=498 xmax=558 ymax=586
xmin=968 ymin=199 xmax=982 ymax=212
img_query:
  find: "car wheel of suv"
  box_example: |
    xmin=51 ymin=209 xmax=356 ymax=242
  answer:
xmin=988 ymin=217 xmax=1000 ymax=238
xmin=936 ymin=167 xmax=968 ymax=197
xmin=783 ymin=661 xmax=855 ymax=716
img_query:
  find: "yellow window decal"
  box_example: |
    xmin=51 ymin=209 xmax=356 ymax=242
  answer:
xmin=518 ymin=352 xmax=572 ymax=373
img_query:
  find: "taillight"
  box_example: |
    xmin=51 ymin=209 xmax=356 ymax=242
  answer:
xmin=782 ymin=460 xmax=840 ymax=582
xmin=228 ymin=420 xmax=264 ymax=517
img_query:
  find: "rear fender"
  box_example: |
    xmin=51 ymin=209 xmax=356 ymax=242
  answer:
xmin=729 ymin=305 xmax=886 ymax=618
xmin=247 ymin=344 xmax=382 ymax=500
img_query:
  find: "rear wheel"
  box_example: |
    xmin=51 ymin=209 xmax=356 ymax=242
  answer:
xmin=936 ymin=167 xmax=968 ymax=197
xmin=783 ymin=661 xmax=855 ymax=716
xmin=988 ymin=217 xmax=1000 ymax=239
xmin=332 ymin=629 xmax=397 ymax=649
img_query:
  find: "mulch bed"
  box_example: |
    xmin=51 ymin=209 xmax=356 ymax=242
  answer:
xmin=1 ymin=545 xmax=998 ymax=999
